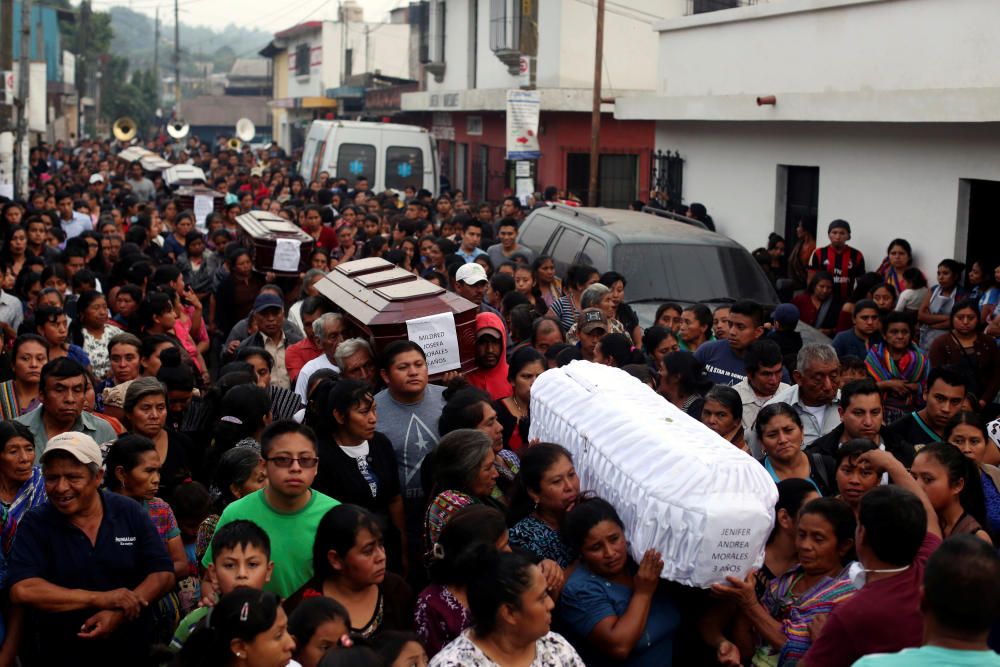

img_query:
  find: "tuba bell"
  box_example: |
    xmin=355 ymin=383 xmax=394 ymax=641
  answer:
xmin=167 ymin=119 xmax=190 ymax=140
xmin=235 ymin=117 xmax=255 ymax=143
xmin=113 ymin=117 xmax=138 ymax=142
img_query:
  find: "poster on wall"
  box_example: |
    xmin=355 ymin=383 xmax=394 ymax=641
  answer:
xmin=505 ymin=90 xmax=541 ymax=160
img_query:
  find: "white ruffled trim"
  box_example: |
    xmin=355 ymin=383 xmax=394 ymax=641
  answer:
xmin=529 ymin=360 xmax=777 ymax=588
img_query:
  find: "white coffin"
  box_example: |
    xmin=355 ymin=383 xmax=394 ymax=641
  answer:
xmin=529 ymin=361 xmax=777 ymax=588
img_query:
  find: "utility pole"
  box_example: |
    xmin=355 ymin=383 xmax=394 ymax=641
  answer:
xmin=587 ymin=0 xmax=605 ymax=207
xmin=1 ymin=0 xmax=12 ymax=131
xmin=14 ymin=0 xmax=30 ymax=198
xmin=77 ymin=1 xmax=89 ymax=136
xmin=173 ymin=0 xmax=180 ymax=119
xmin=153 ymin=7 xmax=159 ymax=100
xmin=339 ymin=1 xmax=346 ymax=87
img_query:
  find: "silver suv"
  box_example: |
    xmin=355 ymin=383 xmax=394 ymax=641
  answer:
xmin=517 ymin=205 xmax=779 ymax=327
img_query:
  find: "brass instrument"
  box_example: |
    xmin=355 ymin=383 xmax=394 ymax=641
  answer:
xmin=167 ymin=119 xmax=190 ymax=139
xmin=236 ymin=117 xmax=255 ymax=143
xmin=112 ymin=117 xmax=138 ymax=142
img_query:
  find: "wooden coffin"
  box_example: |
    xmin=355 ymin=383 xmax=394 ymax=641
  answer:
xmin=176 ymin=185 xmax=225 ymax=230
xmin=234 ymin=211 xmax=315 ymax=276
xmin=314 ymin=257 xmax=479 ymax=378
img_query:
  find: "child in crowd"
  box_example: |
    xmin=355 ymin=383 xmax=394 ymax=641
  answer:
xmin=169 ymin=519 xmax=274 ymax=653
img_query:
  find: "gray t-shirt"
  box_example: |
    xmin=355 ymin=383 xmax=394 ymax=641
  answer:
xmin=128 ymin=176 xmax=156 ymax=202
xmin=487 ymin=243 xmax=535 ymax=268
xmin=374 ymin=384 xmax=446 ymax=503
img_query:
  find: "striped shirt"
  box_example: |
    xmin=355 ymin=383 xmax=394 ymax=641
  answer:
xmin=758 ymin=565 xmax=857 ymax=666
xmin=809 ymin=245 xmax=865 ymax=301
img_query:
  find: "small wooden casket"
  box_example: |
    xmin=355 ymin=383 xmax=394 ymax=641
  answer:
xmin=313 ymin=257 xmax=479 ymax=378
xmin=176 ymin=185 xmax=225 ymax=230
xmin=234 ymin=211 xmax=315 ymax=276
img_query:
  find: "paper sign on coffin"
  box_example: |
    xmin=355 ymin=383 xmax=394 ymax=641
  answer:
xmin=529 ymin=361 xmax=777 ymax=588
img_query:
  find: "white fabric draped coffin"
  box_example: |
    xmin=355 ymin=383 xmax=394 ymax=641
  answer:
xmin=529 ymin=361 xmax=778 ymax=588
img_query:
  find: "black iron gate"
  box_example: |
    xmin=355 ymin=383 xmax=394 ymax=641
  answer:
xmin=651 ymin=149 xmax=684 ymax=208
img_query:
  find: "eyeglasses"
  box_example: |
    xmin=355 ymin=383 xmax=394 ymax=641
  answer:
xmin=265 ymin=455 xmax=319 ymax=469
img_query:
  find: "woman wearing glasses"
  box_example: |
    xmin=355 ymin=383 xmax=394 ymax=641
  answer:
xmin=200 ymin=421 xmax=339 ymax=602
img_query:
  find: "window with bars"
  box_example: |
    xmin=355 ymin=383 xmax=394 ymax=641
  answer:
xmin=295 ymin=44 xmax=310 ymax=77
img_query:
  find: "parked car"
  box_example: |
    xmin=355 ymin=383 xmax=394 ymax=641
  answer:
xmin=516 ymin=204 xmax=828 ymax=343
xmin=299 ymin=120 xmax=438 ymax=194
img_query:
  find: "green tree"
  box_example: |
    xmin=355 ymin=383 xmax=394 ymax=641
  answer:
xmin=101 ymin=57 xmax=157 ymax=132
xmin=211 ymin=45 xmax=236 ymax=74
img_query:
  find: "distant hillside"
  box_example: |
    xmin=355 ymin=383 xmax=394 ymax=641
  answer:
xmin=109 ymin=6 xmax=270 ymax=76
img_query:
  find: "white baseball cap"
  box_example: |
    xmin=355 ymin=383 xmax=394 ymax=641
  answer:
xmin=88 ymin=173 xmax=105 ymax=185
xmin=455 ymin=262 xmax=488 ymax=286
xmin=41 ymin=432 xmax=103 ymax=467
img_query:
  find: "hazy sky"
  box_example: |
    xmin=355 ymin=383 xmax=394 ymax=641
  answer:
xmin=85 ymin=0 xmax=403 ymax=33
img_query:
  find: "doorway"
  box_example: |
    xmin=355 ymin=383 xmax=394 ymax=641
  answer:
xmin=566 ymin=153 xmax=590 ymax=204
xmin=565 ymin=153 xmax=639 ymax=208
xmin=965 ymin=179 xmax=1000 ymax=268
xmin=778 ymin=165 xmax=820 ymax=244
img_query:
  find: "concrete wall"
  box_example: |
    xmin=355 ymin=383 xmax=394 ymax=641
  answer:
xmin=652 ymin=0 xmax=1000 ymax=101
xmin=285 ymin=27 xmax=326 ymax=98
xmin=285 ymin=21 xmax=410 ymax=99
xmin=425 ymin=0 xmax=660 ymax=93
xmin=344 ymin=21 xmax=410 ymax=79
xmin=548 ymin=0 xmax=660 ymax=90
xmin=660 ymin=120 xmax=1000 ymax=277
xmin=428 ymin=109 xmax=654 ymax=202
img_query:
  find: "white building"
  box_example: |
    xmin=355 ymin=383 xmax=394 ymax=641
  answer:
xmin=400 ymin=0 xmax=663 ymax=205
xmin=616 ymin=0 xmax=1000 ymax=277
xmin=263 ymin=1 xmax=410 ymax=151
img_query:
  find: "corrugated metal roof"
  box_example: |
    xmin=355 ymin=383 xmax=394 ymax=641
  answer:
xmin=228 ymin=58 xmax=268 ymax=79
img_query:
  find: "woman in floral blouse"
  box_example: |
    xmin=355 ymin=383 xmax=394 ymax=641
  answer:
xmin=429 ymin=550 xmax=583 ymax=667
xmin=69 ymin=290 xmax=123 ymax=380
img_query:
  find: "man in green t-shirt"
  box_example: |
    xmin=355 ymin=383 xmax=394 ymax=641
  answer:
xmin=201 ymin=421 xmax=339 ymax=599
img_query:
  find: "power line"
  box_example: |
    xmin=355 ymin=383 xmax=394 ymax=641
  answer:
xmin=88 ymin=0 xmax=207 ymax=11
xmin=569 ymin=0 xmax=664 ymax=24
xmin=227 ymin=0 xmax=334 ymax=60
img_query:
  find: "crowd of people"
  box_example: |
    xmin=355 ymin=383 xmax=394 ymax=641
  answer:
xmin=0 ymin=135 xmax=997 ymax=667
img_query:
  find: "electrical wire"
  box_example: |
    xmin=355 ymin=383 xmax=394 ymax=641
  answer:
xmin=569 ymin=0 xmax=665 ymax=24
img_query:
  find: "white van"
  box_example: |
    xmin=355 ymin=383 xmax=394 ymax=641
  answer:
xmin=299 ymin=120 xmax=438 ymax=194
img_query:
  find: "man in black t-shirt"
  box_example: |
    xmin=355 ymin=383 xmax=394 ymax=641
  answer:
xmin=9 ymin=433 xmax=173 ymax=665
xmin=886 ymin=365 xmax=968 ymax=447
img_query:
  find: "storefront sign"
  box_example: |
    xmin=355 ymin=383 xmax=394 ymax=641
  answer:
xmin=365 ymin=84 xmax=418 ymax=112
xmin=431 ymin=125 xmax=455 ymax=141
xmin=428 ymin=92 xmax=461 ymax=109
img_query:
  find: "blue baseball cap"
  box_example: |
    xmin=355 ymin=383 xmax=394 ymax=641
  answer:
xmin=252 ymin=293 xmax=284 ymax=314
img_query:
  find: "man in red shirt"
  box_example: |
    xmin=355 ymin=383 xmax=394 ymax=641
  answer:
xmin=807 ymin=219 xmax=865 ymax=301
xmin=801 ymin=449 xmax=942 ymax=667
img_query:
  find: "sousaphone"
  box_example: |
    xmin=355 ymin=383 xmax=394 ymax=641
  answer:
xmin=112 ymin=117 xmax=138 ymax=142
xmin=236 ymin=117 xmax=256 ymax=143
xmin=167 ymin=119 xmax=190 ymax=140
